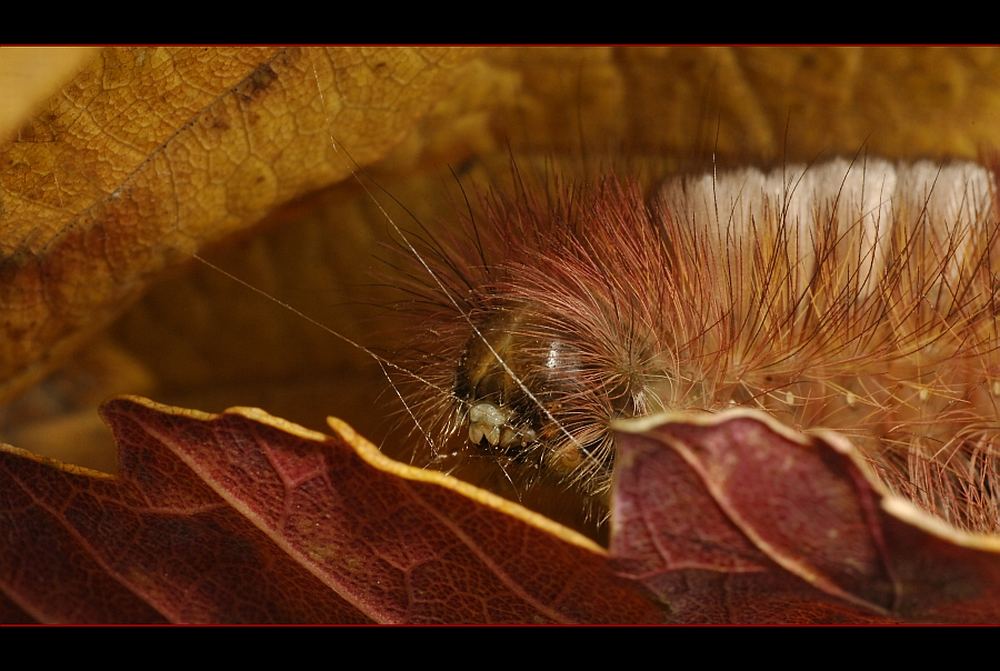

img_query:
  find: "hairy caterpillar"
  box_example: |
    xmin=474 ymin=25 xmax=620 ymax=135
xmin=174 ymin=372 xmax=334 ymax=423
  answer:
xmin=369 ymin=153 xmax=1000 ymax=535
xmin=167 ymin=50 xmax=1000 ymax=540
xmin=183 ymin=139 xmax=1000 ymax=539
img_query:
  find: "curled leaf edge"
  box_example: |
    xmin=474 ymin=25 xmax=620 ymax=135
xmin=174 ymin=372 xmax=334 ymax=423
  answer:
xmin=92 ymin=395 xmax=606 ymax=556
xmin=613 ymin=407 xmax=1000 ymax=552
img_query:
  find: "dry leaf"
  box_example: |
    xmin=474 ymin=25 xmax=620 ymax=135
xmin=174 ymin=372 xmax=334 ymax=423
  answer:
xmin=2 ymin=398 xmax=997 ymax=622
xmin=0 ymin=47 xmax=100 ymax=142
xmin=0 ymin=397 xmax=662 ymax=623
xmin=0 ymin=46 xmax=473 ymax=404
xmin=612 ymin=411 xmax=1000 ymax=623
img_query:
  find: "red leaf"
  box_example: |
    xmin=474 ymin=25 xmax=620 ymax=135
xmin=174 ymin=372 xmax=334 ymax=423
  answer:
xmin=5 ymin=397 xmax=998 ymax=622
xmin=610 ymin=410 xmax=1000 ymax=623
xmin=0 ymin=397 xmax=662 ymax=623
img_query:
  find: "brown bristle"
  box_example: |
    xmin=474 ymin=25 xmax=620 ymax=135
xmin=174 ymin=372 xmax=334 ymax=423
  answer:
xmin=381 ymin=157 xmax=1000 ymax=535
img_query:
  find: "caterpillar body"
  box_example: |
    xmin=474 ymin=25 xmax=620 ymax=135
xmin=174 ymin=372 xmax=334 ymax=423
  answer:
xmin=380 ymin=155 xmax=1000 ymax=535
